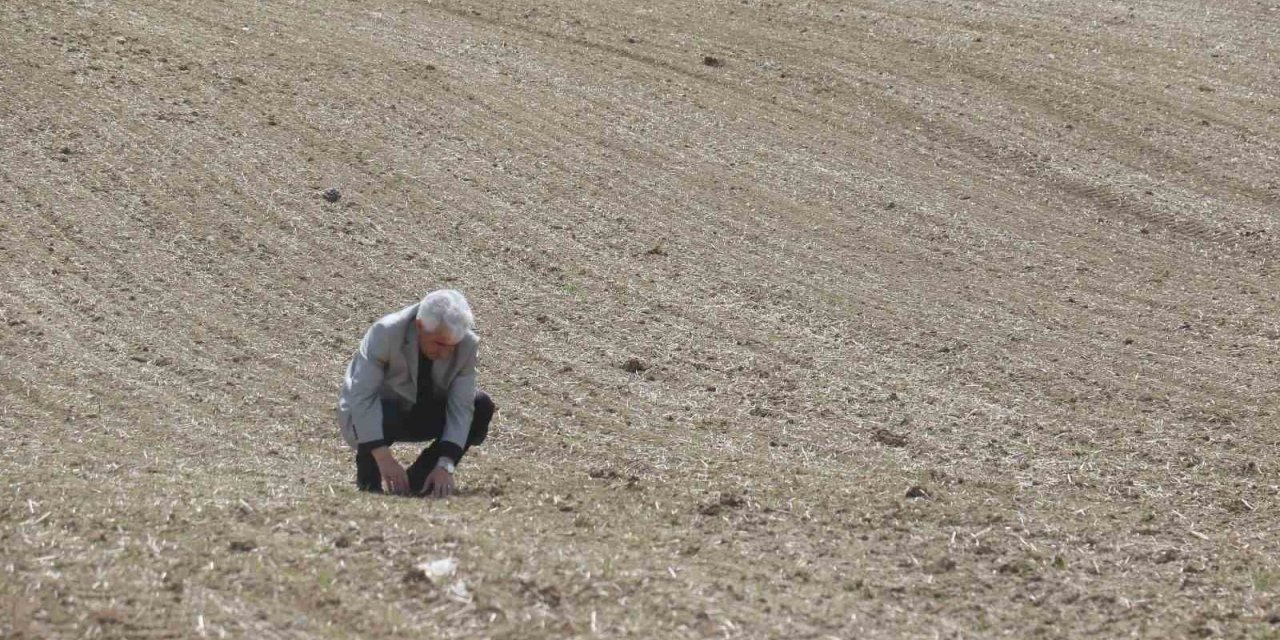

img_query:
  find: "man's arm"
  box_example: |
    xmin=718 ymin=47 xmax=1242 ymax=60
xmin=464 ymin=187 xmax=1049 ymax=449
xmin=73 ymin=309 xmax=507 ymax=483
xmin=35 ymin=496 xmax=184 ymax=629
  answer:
xmin=437 ymin=369 xmax=477 ymax=465
xmin=423 ymin=340 xmax=479 ymax=499
xmin=343 ymin=323 xmax=391 ymax=451
xmin=342 ymin=323 xmax=413 ymax=493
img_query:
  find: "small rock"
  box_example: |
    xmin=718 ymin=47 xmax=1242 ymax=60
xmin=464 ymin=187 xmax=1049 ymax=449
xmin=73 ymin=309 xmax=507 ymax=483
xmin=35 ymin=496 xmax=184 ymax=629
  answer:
xmin=702 ymin=55 xmax=724 ymax=67
xmin=333 ymin=535 xmax=352 ymax=549
xmin=924 ymin=557 xmax=956 ymax=574
xmin=699 ymin=491 xmax=746 ymax=516
xmin=322 ymin=188 xmax=341 ymax=203
xmin=873 ymin=428 xmax=908 ymax=448
xmin=621 ymin=357 xmax=647 ymax=373
xmin=228 ymin=539 xmax=256 ymax=552
xmin=905 ymin=486 xmax=931 ymax=500
xmin=1266 ymin=612 xmax=1280 ymax=625
xmin=588 ymin=468 xmax=622 ymax=480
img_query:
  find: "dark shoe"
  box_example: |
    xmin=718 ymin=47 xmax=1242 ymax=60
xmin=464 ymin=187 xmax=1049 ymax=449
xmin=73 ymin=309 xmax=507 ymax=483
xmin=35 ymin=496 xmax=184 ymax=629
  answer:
xmin=356 ymin=452 xmax=382 ymax=493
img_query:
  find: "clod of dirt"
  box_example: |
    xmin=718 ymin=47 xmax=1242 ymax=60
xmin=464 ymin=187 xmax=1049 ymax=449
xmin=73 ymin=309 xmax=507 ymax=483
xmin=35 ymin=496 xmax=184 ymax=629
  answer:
xmin=997 ymin=559 xmax=1037 ymax=575
xmin=588 ymin=467 xmax=623 ymax=480
xmin=702 ymin=55 xmax=724 ymax=67
xmin=924 ymin=557 xmax=956 ymax=574
xmin=905 ymin=486 xmax=931 ymax=500
xmin=699 ymin=491 xmax=746 ymax=516
xmin=333 ymin=535 xmax=352 ymax=549
xmin=1267 ymin=612 xmax=1280 ymax=625
xmin=873 ymin=428 xmax=908 ymax=448
xmin=621 ymin=357 xmax=648 ymax=373
xmin=228 ymin=539 xmax=256 ymax=552
xmin=322 ymin=188 xmax=341 ymax=203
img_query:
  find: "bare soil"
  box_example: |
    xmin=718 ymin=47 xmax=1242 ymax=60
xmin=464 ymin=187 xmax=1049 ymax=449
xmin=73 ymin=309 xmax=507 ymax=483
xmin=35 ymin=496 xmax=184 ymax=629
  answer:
xmin=2 ymin=0 xmax=1278 ymax=638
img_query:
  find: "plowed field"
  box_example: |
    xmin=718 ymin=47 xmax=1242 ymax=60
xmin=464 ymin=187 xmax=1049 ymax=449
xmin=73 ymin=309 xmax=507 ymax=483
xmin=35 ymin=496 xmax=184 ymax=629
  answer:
xmin=3 ymin=1 xmax=1278 ymax=637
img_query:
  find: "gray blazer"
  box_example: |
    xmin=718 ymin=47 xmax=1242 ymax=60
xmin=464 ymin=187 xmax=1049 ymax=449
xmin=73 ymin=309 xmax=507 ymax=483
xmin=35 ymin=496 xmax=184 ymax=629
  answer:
xmin=335 ymin=302 xmax=480 ymax=451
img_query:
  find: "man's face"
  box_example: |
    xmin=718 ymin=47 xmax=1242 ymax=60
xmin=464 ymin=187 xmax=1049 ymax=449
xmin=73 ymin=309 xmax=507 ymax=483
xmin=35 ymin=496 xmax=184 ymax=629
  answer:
xmin=416 ymin=319 xmax=462 ymax=360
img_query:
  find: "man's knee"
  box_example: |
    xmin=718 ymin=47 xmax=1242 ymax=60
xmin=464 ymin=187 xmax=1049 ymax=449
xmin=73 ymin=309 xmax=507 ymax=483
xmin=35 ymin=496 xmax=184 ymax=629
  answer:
xmin=469 ymin=392 xmax=495 ymax=446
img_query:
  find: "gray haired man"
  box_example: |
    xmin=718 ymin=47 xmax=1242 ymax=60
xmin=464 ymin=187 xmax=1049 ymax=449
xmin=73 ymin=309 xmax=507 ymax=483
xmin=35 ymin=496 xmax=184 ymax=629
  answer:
xmin=336 ymin=290 xmax=494 ymax=498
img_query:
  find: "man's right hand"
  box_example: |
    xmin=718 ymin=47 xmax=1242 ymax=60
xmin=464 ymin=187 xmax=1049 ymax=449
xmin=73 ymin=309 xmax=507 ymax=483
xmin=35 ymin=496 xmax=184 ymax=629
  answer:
xmin=371 ymin=447 xmax=410 ymax=494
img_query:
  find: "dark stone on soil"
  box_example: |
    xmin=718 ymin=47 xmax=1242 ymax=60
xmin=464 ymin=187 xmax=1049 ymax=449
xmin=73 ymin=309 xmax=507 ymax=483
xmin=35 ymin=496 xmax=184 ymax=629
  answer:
xmin=873 ymin=428 xmax=908 ymax=448
xmin=924 ymin=557 xmax=956 ymax=574
xmin=702 ymin=55 xmax=724 ymax=67
xmin=229 ymin=539 xmax=256 ymax=552
xmin=699 ymin=491 xmax=745 ymax=516
xmin=323 ymin=188 xmax=341 ymax=203
xmin=621 ymin=357 xmax=647 ymax=373
xmin=905 ymin=486 xmax=931 ymax=499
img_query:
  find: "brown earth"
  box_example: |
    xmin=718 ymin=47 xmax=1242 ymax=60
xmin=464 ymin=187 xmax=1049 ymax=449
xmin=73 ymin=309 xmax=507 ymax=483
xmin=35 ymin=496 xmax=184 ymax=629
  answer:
xmin=2 ymin=0 xmax=1279 ymax=638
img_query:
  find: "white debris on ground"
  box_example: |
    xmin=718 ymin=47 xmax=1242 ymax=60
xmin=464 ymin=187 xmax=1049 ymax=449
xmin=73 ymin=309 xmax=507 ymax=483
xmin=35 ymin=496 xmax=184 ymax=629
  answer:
xmin=414 ymin=557 xmax=457 ymax=584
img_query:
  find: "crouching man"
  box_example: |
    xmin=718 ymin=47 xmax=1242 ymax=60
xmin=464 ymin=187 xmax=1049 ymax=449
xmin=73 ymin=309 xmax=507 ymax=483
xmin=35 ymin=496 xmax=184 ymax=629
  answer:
xmin=336 ymin=289 xmax=494 ymax=498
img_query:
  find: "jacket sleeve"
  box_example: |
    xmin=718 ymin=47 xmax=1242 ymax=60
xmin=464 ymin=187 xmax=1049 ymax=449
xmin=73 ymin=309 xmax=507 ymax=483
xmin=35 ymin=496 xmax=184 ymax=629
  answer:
xmin=342 ymin=322 xmax=392 ymax=451
xmin=437 ymin=339 xmax=478 ymax=463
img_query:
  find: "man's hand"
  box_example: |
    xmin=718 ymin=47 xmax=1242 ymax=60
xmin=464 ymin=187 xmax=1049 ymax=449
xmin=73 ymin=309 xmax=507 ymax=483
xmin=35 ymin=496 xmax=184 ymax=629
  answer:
xmin=423 ymin=467 xmax=454 ymax=499
xmin=371 ymin=447 xmax=410 ymax=494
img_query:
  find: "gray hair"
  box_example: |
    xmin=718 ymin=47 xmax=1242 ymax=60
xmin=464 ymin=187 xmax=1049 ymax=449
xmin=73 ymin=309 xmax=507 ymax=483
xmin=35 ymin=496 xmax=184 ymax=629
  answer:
xmin=416 ymin=289 xmax=475 ymax=340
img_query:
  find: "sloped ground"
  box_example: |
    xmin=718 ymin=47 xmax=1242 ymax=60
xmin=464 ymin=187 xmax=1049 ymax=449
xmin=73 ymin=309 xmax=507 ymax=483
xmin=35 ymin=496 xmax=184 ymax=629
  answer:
xmin=2 ymin=0 xmax=1278 ymax=637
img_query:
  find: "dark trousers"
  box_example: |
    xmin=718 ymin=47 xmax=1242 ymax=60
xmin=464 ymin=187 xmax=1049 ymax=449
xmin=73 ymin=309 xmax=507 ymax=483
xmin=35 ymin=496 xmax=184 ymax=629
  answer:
xmin=355 ymin=391 xmax=494 ymax=493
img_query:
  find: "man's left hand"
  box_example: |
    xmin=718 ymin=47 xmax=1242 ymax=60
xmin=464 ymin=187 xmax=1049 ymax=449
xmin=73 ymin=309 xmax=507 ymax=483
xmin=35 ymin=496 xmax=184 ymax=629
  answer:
xmin=423 ymin=467 xmax=454 ymax=499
